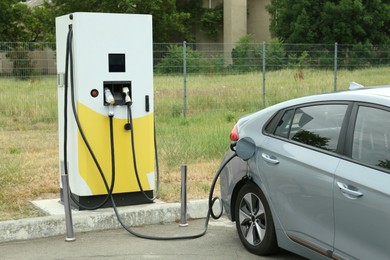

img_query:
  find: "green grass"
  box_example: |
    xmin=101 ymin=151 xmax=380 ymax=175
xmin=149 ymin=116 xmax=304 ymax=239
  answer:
xmin=0 ymin=67 xmax=389 ymax=219
xmin=154 ymin=67 xmax=390 ymax=167
xmin=0 ymin=77 xmax=57 ymax=130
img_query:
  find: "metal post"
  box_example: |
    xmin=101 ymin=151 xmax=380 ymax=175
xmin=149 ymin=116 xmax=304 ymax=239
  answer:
xmin=334 ymin=42 xmax=338 ymax=92
xmin=61 ymin=172 xmax=76 ymax=241
xmin=183 ymin=41 xmax=187 ymax=118
xmin=262 ymin=41 xmax=266 ymax=108
xmin=179 ymin=164 xmax=188 ymax=227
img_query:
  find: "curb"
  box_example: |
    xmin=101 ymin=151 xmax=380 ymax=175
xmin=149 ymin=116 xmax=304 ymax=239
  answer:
xmin=0 ymin=199 xmax=209 ymax=243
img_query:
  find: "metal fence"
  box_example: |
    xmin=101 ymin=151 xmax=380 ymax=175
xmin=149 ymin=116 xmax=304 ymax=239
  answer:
xmin=0 ymin=42 xmax=56 ymax=78
xmin=0 ymin=41 xmax=389 ymax=117
xmin=2 ymin=41 xmax=388 ymax=75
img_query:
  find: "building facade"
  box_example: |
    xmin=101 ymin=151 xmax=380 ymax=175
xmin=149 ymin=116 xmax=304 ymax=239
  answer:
xmin=196 ymin=0 xmax=271 ymax=63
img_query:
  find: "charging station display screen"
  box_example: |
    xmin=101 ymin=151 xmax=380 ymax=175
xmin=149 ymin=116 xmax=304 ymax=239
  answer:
xmin=109 ymin=53 xmax=126 ymax=72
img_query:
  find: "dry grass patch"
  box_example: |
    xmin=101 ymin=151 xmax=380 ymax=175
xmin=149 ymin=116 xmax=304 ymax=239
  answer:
xmin=0 ymin=127 xmax=222 ymax=220
xmin=158 ymin=159 xmax=221 ymax=202
xmin=0 ymin=129 xmax=59 ymax=220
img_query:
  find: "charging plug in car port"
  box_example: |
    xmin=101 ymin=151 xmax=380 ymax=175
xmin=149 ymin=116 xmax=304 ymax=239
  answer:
xmin=103 ymin=81 xmax=131 ymax=106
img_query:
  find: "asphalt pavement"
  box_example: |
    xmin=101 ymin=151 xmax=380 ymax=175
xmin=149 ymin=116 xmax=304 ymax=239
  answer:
xmin=0 ymin=198 xmax=305 ymax=259
xmin=0 ymin=218 xmax=304 ymax=260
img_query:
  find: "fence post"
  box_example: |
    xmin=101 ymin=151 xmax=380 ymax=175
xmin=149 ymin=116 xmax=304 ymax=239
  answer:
xmin=262 ymin=41 xmax=266 ymax=108
xmin=334 ymin=42 xmax=338 ymax=92
xmin=183 ymin=41 xmax=187 ymax=118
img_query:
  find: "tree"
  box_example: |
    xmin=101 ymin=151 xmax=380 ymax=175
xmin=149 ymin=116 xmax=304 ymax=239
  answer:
xmin=48 ymin=0 xmax=224 ymax=43
xmin=0 ymin=0 xmax=28 ymax=42
xmin=49 ymin=0 xmax=193 ymax=42
xmin=0 ymin=1 xmax=54 ymax=42
xmin=199 ymin=3 xmax=223 ymax=40
xmin=266 ymin=0 xmax=389 ymax=44
xmin=321 ymin=0 xmax=389 ymax=44
xmin=1 ymin=0 xmax=223 ymax=43
xmin=0 ymin=1 xmax=55 ymax=78
xmin=134 ymin=0 xmax=192 ymax=42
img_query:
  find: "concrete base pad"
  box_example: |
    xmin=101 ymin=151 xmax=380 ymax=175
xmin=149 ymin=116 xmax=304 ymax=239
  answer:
xmin=1 ymin=198 xmax=212 ymax=243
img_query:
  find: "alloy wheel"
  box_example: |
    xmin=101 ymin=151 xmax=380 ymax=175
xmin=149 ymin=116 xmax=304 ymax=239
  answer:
xmin=237 ymin=192 xmax=266 ymax=246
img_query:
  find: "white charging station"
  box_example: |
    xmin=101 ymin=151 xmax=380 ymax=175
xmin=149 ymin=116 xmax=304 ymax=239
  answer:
xmin=56 ymin=13 xmax=155 ymax=208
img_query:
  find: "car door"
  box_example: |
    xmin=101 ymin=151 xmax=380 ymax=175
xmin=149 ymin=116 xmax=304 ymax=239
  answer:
xmin=259 ymin=103 xmax=349 ymax=256
xmin=333 ymin=104 xmax=390 ymax=260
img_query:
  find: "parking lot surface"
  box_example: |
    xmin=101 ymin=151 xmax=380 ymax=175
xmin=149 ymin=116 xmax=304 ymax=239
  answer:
xmin=1 ymin=218 xmax=304 ymax=260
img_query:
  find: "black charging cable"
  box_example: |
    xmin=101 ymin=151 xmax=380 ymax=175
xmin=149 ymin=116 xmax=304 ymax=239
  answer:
xmin=63 ymin=23 xmax=238 ymax=240
xmin=64 ymin=25 xmax=115 ymax=210
xmin=111 ymin=144 xmax=237 ymax=240
xmin=125 ymin=104 xmax=159 ymax=201
xmin=113 ymin=103 xmax=238 ymax=239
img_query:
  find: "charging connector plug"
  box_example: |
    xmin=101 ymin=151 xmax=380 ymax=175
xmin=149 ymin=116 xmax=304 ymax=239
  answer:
xmin=104 ymin=88 xmax=115 ymax=117
xmin=122 ymin=87 xmax=132 ymax=106
xmin=105 ymin=88 xmax=115 ymax=105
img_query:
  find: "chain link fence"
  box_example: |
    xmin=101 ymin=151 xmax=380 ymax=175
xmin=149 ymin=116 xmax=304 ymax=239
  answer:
xmin=0 ymin=41 xmax=389 ymax=124
xmin=154 ymin=41 xmax=389 ymax=117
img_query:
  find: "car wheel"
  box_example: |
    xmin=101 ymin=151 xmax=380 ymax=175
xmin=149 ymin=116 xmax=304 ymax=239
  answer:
xmin=235 ymin=182 xmax=278 ymax=255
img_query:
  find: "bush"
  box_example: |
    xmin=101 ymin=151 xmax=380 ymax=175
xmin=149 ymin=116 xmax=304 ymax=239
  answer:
xmin=6 ymin=48 xmax=35 ymax=79
xmin=376 ymin=43 xmax=390 ymax=66
xmin=314 ymin=47 xmax=335 ymax=69
xmin=231 ymin=35 xmax=262 ymax=72
xmin=155 ymin=44 xmax=226 ymax=74
xmin=231 ymin=36 xmax=287 ymax=72
xmin=264 ymin=38 xmax=287 ymax=71
xmin=155 ymin=44 xmax=203 ymax=74
xmin=348 ymin=43 xmax=377 ymax=68
xmin=202 ymin=54 xmax=225 ymax=74
xmin=288 ymin=50 xmax=309 ymax=69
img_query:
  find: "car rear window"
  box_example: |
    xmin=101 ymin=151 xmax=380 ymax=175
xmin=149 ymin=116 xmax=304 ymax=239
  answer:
xmin=273 ymin=104 xmax=348 ymax=152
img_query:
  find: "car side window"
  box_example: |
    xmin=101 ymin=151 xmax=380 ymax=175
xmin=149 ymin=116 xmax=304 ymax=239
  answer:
xmin=274 ymin=110 xmax=294 ymax=138
xmin=352 ymin=106 xmax=390 ymax=170
xmin=274 ymin=104 xmax=347 ymax=152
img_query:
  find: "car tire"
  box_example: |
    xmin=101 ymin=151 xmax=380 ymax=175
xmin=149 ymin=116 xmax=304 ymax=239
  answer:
xmin=235 ymin=182 xmax=278 ymax=255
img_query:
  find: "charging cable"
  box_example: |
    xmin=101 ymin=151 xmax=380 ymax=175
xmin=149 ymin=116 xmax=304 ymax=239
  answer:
xmin=63 ymin=24 xmax=237 ymax=241
xmin=116 ymin=99 xmax=237 ymax=239
xmin=112 ymin=150 xmax=237 ymax=240
xmin=64 ymin=26 xmax=115 ymax=210
xmin=125 ymin=104 xmax=159 ymax=201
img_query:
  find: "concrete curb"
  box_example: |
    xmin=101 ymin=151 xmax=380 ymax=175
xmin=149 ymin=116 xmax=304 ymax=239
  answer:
xmin=0 ymin=199 xmax=209 ymax=243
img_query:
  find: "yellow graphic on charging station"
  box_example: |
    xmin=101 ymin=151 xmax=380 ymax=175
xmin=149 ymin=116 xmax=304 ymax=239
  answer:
xmin=77 ymin=103 xmax=154 ymax=195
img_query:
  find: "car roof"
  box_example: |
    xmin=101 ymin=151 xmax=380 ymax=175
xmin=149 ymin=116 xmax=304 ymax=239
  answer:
xmin=341 ymin=85 xmax=390 ymax=98
xmin=275 ymin=85 xmax=390 ymax=108
xmin=240 ymin=85 xmax=390 ymax=125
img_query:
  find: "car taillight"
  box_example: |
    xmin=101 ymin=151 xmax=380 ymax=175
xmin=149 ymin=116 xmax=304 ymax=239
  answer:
xmin=230 ymin=124 xmax=239 ymax=141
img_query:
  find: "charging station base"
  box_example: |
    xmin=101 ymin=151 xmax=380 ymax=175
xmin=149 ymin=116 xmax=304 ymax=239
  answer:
xmin=60 ymin=189 xmax=153 ymax=210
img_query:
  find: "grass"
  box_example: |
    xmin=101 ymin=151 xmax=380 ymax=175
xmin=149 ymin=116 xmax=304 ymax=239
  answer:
xmin=0 ymin=67 xmax=389 ymax=220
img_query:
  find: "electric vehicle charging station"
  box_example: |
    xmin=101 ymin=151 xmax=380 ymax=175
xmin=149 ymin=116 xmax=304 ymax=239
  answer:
xmin=56 ymin=13 xmax=155 ymax=209
xmin=55 ymin=12 xmax=236 ymax=242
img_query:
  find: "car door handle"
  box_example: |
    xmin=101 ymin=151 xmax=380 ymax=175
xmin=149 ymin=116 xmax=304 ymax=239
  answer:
xmin=337 ymin=182 xmax=363 ymax=198
xmin=261 ymin=153 xmax=279 ymax=165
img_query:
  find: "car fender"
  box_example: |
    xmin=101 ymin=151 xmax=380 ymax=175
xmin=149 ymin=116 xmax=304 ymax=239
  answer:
xmin=220 ymin=149 xmax=247 ymax=220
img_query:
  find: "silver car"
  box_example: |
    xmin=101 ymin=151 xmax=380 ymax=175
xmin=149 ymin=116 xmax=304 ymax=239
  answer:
xmin=220 ymin=86 xmax=390 ymax=260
